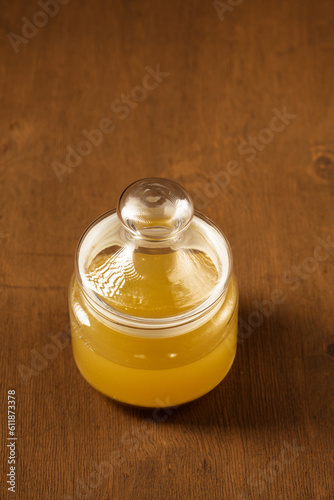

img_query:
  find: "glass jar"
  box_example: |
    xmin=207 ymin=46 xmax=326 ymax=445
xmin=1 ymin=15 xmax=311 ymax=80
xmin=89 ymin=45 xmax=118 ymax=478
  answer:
xmin=69 ymin=178 xmax=238 ymax=407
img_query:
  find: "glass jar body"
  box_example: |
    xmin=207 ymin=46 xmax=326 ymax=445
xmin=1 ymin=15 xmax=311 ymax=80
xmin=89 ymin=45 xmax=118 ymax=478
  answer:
xmin=69 ymin=274 xmax=238 ymax=408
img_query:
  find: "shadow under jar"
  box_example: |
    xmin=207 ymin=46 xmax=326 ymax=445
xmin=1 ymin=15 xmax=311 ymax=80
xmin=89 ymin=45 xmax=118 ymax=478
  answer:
xmin=69 ymin=178 xmax=238 ymax=408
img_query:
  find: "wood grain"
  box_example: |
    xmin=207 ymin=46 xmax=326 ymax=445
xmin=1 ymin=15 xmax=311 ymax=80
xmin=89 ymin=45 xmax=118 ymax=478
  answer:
xmin=1 ymin=0 xmax=333 ymax=499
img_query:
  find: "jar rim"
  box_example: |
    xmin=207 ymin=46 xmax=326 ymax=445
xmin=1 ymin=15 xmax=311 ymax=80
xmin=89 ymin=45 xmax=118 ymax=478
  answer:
xmin=74 ymin=209 xmax=233 ymax=332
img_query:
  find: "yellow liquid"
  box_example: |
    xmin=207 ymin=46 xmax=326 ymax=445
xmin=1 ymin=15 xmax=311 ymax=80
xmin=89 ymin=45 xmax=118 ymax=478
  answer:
xmin=69 ymin=249 xmax=238 ymax=407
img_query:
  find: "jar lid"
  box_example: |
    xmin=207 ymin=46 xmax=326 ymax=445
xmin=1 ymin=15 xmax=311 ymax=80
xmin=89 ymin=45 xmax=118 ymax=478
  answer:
xmin=76 ymin=178 xmax=232 ymax=328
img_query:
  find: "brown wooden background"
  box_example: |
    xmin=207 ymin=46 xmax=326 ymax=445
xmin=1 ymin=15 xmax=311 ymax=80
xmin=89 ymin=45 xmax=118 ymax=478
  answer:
xmin=1 ymin=0 xmax=333 ymax=499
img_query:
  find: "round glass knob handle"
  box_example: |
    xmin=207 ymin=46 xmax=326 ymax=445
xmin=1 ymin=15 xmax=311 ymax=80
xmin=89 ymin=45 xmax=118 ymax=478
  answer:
xmin=117 ymin=178 xmax=194 ymax=240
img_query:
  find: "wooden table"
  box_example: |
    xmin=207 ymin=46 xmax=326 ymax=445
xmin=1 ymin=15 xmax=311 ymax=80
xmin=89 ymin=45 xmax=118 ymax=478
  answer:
xmin=1 ymin=1 xmax=333 ymax=498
